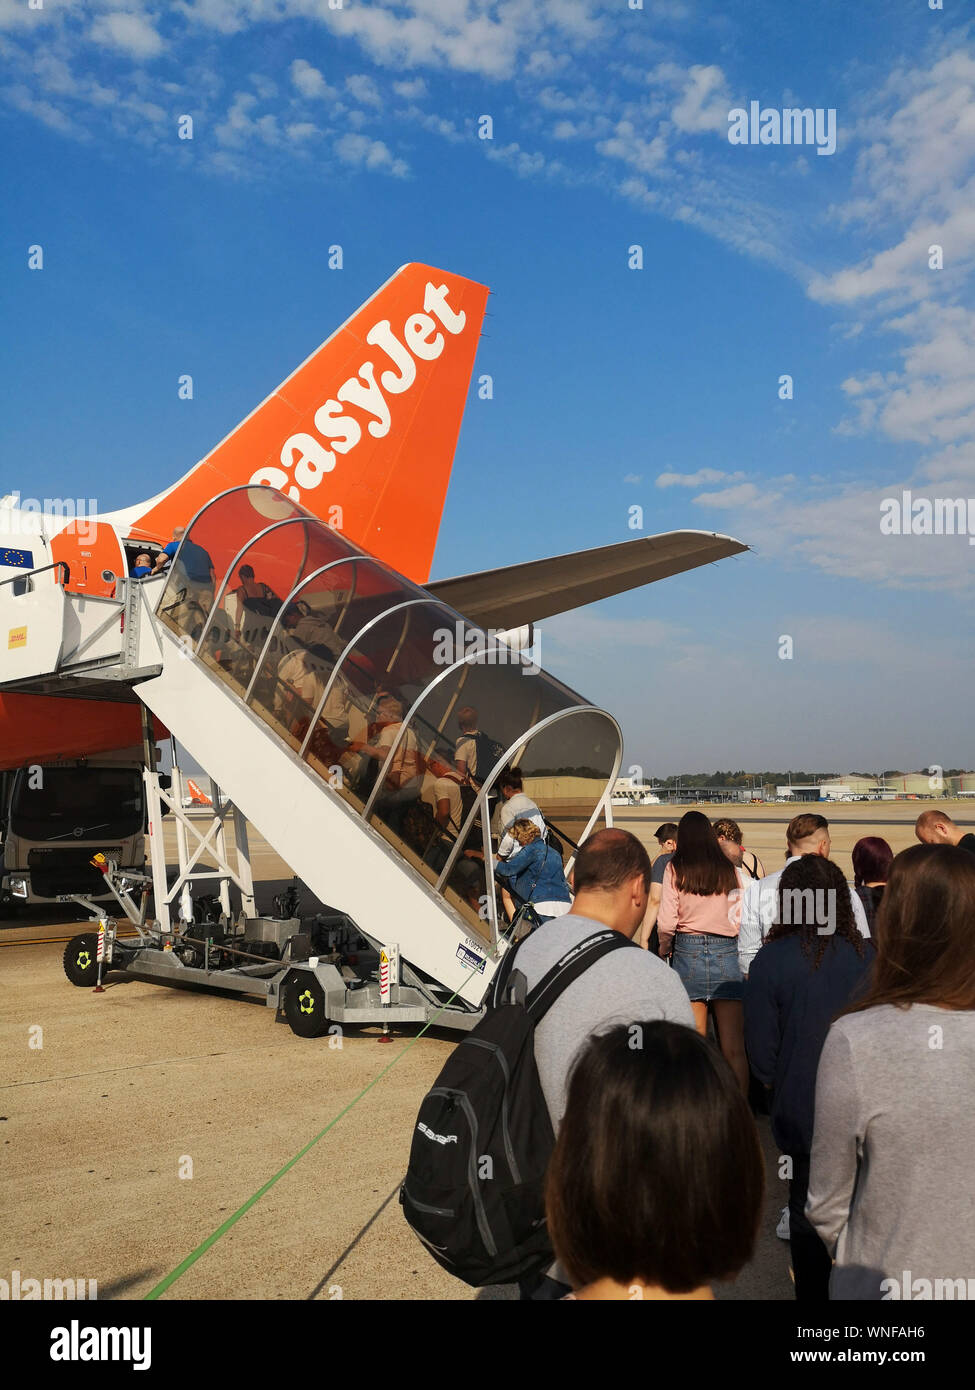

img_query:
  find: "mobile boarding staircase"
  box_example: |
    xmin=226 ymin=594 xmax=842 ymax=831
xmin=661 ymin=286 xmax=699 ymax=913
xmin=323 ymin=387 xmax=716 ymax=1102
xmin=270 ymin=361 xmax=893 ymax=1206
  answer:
xmin=0 ymin=487 xmax=621 ymax=1034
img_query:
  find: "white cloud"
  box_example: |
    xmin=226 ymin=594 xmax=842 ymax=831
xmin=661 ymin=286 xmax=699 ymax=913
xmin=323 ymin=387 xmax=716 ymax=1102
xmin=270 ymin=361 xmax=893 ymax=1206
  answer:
xmin=286 ymin=121 xmax=318 ymax=142
xmin=833 ymin=303 xmax=975 ymax=447
xmin=0 ymin=0 xmax=46 ymax=29
xmin=174 ymin=0 xmax=250 ymax=35
xmin=656 ymin=468 xmax=745 ymax=488
xmin=289 ymin=59 xmax=337 ymax=102
xmin=808 ymin=204 xmax=975 ymax=307
xmin=335 ymin=131 xmax=408 ymax=178
xmin=2 ymin=82 xmax=78 ymax=135
xmin=346 ymin=73 xmax=382 ymax=109
xmin=670 ymin=64 xmax=732 ymax=134
xmin=216 ymin=91 xmax=281 ymax=148
xmin=393 ymin=76 xmax=426 ymax=99
xmin=525 ymin=50 xmax=570 ymax=77
xmin=89 ymin=11 xmax=165 ymax=60
xmin=537 ymin=87 xmax=578 ymax=114
xmin=250 ymin=72 xmax=277 ymax=102
xmin=545 ymin=610 xmax=679 ymax=656
xmin=485 ymin=141 xmax=548 ymax=179
xmin=597 ymin=119 xmax=667 ymax=174
xmin=692 ymin=482 xmax=769 ymax=509
xmin=841 ymin=52 xmax=975 ymax=222
xmin=327 ymin=3 xmax=522 ymax=79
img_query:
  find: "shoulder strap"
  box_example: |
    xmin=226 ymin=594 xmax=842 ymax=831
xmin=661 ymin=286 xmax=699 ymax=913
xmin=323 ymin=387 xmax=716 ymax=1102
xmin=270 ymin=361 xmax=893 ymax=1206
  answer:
xmin=490 ymin=927 xmax=636 ymax=1012
xmin=524 ymin=931 xmax=636 ymax=1023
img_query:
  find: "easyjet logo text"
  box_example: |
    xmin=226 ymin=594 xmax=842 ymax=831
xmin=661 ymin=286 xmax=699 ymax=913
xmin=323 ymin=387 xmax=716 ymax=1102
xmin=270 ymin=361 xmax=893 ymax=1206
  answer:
xmin=251 ymin=281 xmax=467 ymax=506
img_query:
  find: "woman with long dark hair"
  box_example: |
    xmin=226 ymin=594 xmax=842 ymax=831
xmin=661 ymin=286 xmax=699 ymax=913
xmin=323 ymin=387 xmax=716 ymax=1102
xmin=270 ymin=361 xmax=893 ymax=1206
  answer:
xmin=657 ymin=810 xmax=749 ymax=1092
xmin=807 ymin=844 xmax=975 ymax=1299
xmin=546 ymin=1021 xmax=764 ymax=1300
xmin=850 ymin=835 xmax=893 ymax=933
xmin=744 ymin=855 xmax=874 ymax=1301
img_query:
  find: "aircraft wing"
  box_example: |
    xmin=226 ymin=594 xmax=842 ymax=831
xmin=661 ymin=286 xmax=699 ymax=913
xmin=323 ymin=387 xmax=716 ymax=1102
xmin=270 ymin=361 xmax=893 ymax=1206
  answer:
xmin=427 ymin=530 xmax=748 ymax=629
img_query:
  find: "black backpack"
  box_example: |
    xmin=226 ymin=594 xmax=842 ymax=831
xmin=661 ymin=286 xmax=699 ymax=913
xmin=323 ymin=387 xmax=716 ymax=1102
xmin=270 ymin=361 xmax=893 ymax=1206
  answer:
xmin=400 ymin=929 xmax=636 ymax=1286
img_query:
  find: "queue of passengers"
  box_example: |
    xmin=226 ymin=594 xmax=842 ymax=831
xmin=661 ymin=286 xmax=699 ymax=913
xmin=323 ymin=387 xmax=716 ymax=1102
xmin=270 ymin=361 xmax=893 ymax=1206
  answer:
xmin=437 ymin=810 xmax=975 ymax=1303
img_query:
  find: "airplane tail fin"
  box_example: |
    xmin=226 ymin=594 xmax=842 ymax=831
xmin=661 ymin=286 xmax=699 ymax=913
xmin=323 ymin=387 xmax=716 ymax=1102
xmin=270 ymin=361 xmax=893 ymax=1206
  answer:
xmin=186 ymin=778 xmax=212 ymax=806
xmin=122 ymin=264 xmax=489 ymax=583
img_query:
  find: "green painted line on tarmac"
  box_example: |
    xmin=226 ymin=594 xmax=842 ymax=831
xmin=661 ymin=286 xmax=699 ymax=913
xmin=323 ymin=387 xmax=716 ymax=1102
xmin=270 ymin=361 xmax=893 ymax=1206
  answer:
xmin=144 ymin=948 xmax=498 ymax=1300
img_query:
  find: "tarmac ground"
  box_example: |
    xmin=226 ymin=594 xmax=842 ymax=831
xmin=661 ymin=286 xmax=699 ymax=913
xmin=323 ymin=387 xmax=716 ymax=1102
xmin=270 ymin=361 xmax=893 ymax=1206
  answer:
xmin=1 ymin=801 xmax=962 ymax=1301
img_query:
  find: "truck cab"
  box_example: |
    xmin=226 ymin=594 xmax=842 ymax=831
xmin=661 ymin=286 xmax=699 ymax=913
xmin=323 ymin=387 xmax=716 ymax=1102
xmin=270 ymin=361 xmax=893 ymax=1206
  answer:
xmin=0 ymin=752 xmax=146 ymax=910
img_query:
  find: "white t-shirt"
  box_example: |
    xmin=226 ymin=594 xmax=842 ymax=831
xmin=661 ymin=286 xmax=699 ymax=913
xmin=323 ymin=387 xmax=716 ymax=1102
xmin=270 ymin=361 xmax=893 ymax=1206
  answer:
xmin=375 ymin=722 xmax=420 ymax=787
xmin=455 ymin=734 xmax=477 ymax=779
xmin=275 ymin=649 xmax=326 ymax=718
xmin=738 ymin=855 xmax=871 ymax=975
xmin=421 ymin=773 xmax=463 ymax=829
xmin=494 ymin=791 xmax=546 ymax=859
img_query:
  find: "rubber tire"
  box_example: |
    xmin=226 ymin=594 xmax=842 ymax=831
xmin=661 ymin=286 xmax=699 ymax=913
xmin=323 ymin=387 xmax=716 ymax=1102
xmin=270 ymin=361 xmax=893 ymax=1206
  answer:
xmin=283 ymin=971 xmax=329 ymax=1038
xmin=64 ymin=933 xmax=102 ymax=987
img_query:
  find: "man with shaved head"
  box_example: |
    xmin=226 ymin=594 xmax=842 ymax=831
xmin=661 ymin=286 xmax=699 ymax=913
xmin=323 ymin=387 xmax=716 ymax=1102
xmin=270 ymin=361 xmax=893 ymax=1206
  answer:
xmin=915 ymin=809 xmax=975 ymax=855
xmin=738 ymin=812 xmax=870 ymax=976
xmin=508 ymin=827 xmax=694 ymax=1298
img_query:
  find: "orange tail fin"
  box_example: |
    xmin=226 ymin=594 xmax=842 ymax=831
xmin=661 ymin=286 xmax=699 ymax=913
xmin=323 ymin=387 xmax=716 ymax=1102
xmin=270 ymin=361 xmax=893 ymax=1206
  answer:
xmin=186 ymin=778 xmax=212 ymax=805
xmin=124 ymin=264 xmax=488 ymax=583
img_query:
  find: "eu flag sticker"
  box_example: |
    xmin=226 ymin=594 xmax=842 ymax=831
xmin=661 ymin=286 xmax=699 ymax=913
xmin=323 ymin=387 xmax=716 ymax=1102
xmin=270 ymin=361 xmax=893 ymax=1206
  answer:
xmin=0 ymin=548 xmax=34 ymax=569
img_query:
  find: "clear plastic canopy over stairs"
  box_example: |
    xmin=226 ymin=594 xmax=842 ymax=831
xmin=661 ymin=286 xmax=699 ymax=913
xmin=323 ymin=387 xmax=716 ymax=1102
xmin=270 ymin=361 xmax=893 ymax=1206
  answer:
xmin=132 ymin=486 xmax=621 ymax=1003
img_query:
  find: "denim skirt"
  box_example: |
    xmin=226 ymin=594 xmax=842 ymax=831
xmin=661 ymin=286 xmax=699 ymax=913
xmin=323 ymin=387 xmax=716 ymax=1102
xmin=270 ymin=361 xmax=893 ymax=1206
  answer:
xmin=671 ymin=932 xmax=743 ymax=1003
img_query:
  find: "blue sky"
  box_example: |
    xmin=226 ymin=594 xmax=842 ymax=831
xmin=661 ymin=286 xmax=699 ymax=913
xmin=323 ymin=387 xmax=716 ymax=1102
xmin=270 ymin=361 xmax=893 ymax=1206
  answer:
xmin=2 ymin=0 xmax=973 ymax=774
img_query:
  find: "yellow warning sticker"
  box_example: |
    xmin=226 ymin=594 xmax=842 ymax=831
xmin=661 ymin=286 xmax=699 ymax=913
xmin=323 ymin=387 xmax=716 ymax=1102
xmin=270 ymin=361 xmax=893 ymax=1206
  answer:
xmin=7 ymin=627 xmax=27 ymax=650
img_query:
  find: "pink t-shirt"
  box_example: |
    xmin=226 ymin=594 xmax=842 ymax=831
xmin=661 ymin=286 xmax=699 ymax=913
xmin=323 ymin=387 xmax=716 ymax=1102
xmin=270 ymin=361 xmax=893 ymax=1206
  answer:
xmin=656 ymin=862 xmax=746 ymax=959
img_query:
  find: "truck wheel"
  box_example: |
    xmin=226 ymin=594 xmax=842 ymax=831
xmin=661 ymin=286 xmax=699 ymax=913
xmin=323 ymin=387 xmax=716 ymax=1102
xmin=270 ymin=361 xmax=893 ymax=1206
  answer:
xmin=283 ymin=972 xmax=328 ymax=1038
xmin=64 ymin=934 xmax=101 ymax=987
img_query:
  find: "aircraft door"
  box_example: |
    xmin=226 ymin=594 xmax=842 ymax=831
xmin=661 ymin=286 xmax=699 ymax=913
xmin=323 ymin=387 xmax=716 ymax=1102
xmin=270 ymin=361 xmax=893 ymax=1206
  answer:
xmin=50 ymin=522 xmax=126 ymax=598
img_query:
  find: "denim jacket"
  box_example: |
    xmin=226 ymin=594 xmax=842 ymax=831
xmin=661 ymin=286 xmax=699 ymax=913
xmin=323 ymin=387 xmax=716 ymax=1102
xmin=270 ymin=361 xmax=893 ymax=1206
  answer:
xmin=495 ymin=839 xmax=570 ymax=905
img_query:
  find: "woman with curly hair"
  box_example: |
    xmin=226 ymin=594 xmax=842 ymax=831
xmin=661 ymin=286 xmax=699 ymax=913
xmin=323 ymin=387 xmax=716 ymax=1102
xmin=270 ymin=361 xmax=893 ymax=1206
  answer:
xmin=744 ymin=854 xmax=874 ymax=1301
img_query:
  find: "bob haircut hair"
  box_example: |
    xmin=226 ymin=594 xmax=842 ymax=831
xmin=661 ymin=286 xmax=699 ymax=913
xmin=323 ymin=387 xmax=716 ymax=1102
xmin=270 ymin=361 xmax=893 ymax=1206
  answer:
xmin=845 ymin=843 xmax=975 ymax=1015
xmin=671 ymin=810 xmax=738 ymax=897
xmin=546 ymin=1021 xmax=764 ymax=1293
xmin=851 ymin=836 xmax=894 ymax=887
